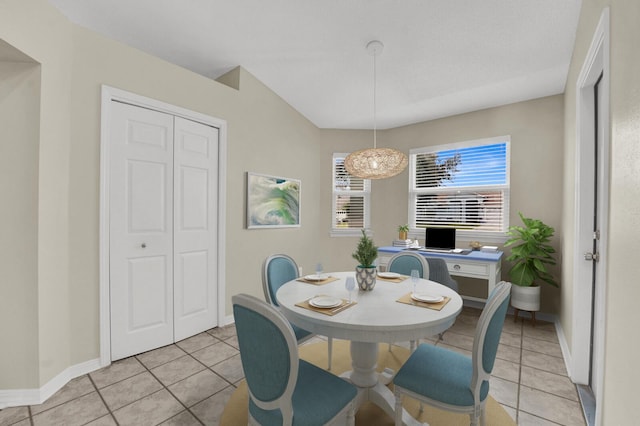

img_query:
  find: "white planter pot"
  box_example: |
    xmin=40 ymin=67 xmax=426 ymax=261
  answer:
xmin=510 ymin=285 xmax=541 ymax=312
xmin=355 ymin=266 xmax=377 ymax=291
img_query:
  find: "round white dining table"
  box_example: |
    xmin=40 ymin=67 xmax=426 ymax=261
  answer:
xmin=276 ymin=271 xmax=463 ymax=426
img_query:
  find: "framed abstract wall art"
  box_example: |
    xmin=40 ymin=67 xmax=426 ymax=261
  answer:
xmin=247 ymin=172 xmax=301 ymax=228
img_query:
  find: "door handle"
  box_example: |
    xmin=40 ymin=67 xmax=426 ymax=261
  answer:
xmin=584 ymin=252 xmax=599 ymax=262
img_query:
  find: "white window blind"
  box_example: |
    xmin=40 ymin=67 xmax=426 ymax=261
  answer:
xmin=332 ymin=153 xmax=370 ymax=235
xmin=409 ymin=136 xmax=510 ymax=235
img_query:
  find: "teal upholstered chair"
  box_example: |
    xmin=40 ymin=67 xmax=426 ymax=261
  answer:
xmin=392 ymin=281 xmax=512 ymax=426
xmin=387 ymin=251 xmax=430 ymax=278
xmin=233 ymin=294 xmax=357 ymax=426
xmin=262 ymin=254 xmax=333 ymax=370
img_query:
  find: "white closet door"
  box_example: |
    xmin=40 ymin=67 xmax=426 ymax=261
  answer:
xmin=109 ymin=102 xmax=175 ymax=360
xmin=173 ymin=117 xmax=219 ymax=340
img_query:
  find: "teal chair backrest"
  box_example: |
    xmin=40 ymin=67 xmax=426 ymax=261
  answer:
xmin=480 ymin=282 xmax=511 ymax=375
xmin=263 ymin=254 xmax=299 ymax=307
xmin=388 ymin=253 xmax=427 ymax=278
xmin=232 ymin=294 xmax=297 ymax=409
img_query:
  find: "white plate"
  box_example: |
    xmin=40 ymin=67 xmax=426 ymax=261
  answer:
xmin=304 ymin=274 xmax=329 ymax=281
xmin=309 ymin=296 xmax=342 ymax=309
xmin=411 ymin=293 xmax=444 ymax=303
xmin=377 ymin=272 xmax=401 ymax=279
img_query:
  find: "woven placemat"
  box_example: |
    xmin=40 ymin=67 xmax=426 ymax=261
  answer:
xmin=295 ymin=297 xmax=357 ymax=316
xmin=396 ymin=292 xmax=450 ymax=311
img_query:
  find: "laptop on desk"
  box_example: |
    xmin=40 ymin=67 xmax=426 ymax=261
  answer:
xmin=419 ymin=227 xmax=457 ymax=253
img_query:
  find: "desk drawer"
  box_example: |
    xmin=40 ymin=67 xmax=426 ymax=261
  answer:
xmin=446 ymin=261 xmax=488 ymax=277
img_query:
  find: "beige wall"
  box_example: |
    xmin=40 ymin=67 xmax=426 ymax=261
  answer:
xmin=0 ymin=56 xmax=41 ymax=388
xmin=0 ymin=0 xmax=74 ymax=388
xmin=321 ymin=96 xmax=565 ymax=312
xmin=562 ymin=0 xmax=640 ymax=423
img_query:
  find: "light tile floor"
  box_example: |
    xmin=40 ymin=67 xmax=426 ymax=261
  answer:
xmin=0 ymin=307 xmax=586 ymax=425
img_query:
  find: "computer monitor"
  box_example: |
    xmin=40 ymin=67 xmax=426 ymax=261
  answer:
xmin=424 ymin=227 xmax=456 ymax=250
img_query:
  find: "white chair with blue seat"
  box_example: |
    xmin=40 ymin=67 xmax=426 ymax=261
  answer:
xmin=262 ymin=254 xmax=333 ymax=370
xmin=232 ymin=294 xmax=358 ymax=426
xmin=392 ymin=281 xmax=512 ymax=426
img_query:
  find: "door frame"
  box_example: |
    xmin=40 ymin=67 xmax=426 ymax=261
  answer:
xmin=572 ymin=7 xmax=609 ymax=424
xmin=99 ymin=85 xmax=227 ymax=366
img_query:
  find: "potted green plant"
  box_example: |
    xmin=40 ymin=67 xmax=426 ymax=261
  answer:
xmin=397 ymin=224 xmax=409 ymax=240
xmin=504 ymin=212 xmax=559 ymax=315
xmin=352 ymin=229 xmax=378 ymax=291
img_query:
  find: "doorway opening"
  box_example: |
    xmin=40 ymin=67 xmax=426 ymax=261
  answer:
xmin=572 ymin=8 xmax=609 ymax=426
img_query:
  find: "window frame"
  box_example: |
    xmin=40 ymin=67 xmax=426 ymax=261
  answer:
xmin=408 ymin=136 xmax=511 ymax=243
xmin=331 ymin=153 xmax=371 ymax=237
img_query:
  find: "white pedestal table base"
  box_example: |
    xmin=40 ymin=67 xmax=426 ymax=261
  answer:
xmin=340 ymin=341 xmax=425 ymax=426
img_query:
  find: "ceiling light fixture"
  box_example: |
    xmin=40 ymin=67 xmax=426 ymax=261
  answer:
xmin=344 ymin=40 xmax=408 ymax=180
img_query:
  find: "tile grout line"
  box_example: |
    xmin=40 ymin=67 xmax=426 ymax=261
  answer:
xmin=139 ymin=331 xmax=239 ymax=424
xmin=137 ymin=347 xmax=206 ymax=426
xmin=4 ymin=327 xmax=237 ymax=426
xmin=86 ymin=373 xmax=119 ymax=426
xmin=27 ymin=405 xmax=34 ymax=426
xmin=515 ymin=318 xmax=523 ymax=424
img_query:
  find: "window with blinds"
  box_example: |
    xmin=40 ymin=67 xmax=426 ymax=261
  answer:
xmin=332 ymin=153 xmax=370 ymax=235
xmin=409 ymin=136 xmax=510 ymax=235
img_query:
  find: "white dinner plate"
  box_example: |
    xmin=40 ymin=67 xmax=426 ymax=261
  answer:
xmin=411 ymin=293 xmax=444 ymax=303
xmin=304 ymin=274 xmax=329 ymax=281
xmin=309 ymin=296 xmax=342 ymax=309
xmin=377 ymin=272 xmax=401 ymax=279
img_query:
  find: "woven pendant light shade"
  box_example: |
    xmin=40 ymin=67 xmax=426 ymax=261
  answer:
xmin=344 ymin=147 xmax=408 ymax=179
xmin=345 ymin=40 xmax=407 ymax=180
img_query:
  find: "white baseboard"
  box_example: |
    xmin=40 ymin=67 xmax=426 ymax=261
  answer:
xmin=223 ymin=314 xmax=235 ymax=326
xmin=555 ymin=318 xmax=574 ymax=379
xmin=0 ymin=357 xmax=102 ymax=409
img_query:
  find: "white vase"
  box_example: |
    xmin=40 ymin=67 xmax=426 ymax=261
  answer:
xmin=510 ymin=284 xmax=541 ymax=312
xmin=355 ymin=266 xmax=377 ymax=291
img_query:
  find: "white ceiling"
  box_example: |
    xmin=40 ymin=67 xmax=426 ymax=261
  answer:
xmin=48 ymin=0 xmax=581 ymax=129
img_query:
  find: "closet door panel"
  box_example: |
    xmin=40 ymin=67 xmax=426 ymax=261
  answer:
xmin=173 ymin=117 xmax=219 ymax=341
xmin=109 ymin=102 xmax=174 ymax=361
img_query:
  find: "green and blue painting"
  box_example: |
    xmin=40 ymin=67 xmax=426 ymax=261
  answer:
xmin=248 ymin=173 xmax=300 ymax=227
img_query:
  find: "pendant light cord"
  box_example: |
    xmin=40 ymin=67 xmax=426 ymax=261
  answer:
xmin=373 ymin=49 xmax=377 ymax=149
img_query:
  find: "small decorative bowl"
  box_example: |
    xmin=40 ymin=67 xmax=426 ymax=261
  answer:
xmin=469 ymin=241 xmax=482 ymax=251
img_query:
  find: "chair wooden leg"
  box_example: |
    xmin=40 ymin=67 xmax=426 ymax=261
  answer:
xmin=394 ymin=392 xmax=403 ymax=426
xmin=328 ymin=337 xmax=333 ymax=370
xmin=531 ymin=311 xmax=536 ymax=327
xmin=347 ymin=403 xmax=355 ymax=426
xmin=469 ymin=413 xmax=479 ymax=426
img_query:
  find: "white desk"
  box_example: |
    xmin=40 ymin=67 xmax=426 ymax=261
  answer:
xmin=377 ymin=247 xmax=503 ymax=303
xmin=276 ymin=272 xmax=463 ymax=426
